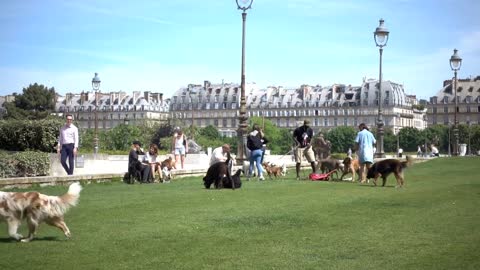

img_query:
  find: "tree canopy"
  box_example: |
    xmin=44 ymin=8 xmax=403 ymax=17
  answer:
xmin=4 ymin=83 xmax=56 ymax=120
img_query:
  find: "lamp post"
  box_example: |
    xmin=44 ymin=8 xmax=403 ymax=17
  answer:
xmin=448 ymin=123 xmax=451 ymax=156
xmin=189 ymin=85 xmax=197 ymax=140
xmin=91 ymin=72 xmax=101 ymax=156
xmin=449 ymin=49 xmax=462 ymax=156
xmin=236 ymin=0 xmax=253 ymax=164
xmin=373 ymin=18 xmax=389 ymax=158
xmin=467 ymin=121 xmax=471 ymax=156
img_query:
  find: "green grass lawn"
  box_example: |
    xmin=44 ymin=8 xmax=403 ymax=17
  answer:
xmin=1 ymin=157 xmax=479 ymax=270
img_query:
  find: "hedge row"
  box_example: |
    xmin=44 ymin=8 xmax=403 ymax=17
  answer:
xmin=0 ymin=151 xmax=50 ymax=178
xmin=0 ymin=118 xmax=62 ymax=152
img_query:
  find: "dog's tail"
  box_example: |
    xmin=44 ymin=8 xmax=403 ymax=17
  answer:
xmin=401 ymin=155 xmax=414 ymax=168
xmin=58 ymin=182 xmax=82 ymax=210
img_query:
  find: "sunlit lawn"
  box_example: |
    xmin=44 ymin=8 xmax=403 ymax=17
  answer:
xmin=1 ymin=157 xmax=479 ymax=270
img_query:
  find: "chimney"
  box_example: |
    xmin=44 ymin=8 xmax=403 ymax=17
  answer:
xmin=144 ymin=91 xmax=150 ymax=103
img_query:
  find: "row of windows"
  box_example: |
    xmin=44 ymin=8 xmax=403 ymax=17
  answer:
xmin=430 ymin=95 xmax=480 ymax=104
xmin=431 ymin=105 xmax=480 ymax=113
xmin=60 ymin=105 xmax=168 ymax=112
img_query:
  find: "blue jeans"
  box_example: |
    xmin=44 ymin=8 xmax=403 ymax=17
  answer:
xmin=249 ymin=149 xmax=264 ymax=177
xmin=60 ymin=143 xmax=75 ymax=175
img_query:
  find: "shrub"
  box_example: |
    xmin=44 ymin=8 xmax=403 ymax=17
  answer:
xmin=0 ymin=151 xmax=50 ymax=178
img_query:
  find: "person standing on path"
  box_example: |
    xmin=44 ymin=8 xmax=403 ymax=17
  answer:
xmin=57 ymin=114 xmax=79 ymax=175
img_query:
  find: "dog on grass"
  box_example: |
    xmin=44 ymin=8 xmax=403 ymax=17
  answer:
xmin=222 ymin=169 xmax=243 ymax=189
xmin=0 ymin=182 xmax=82 ymax=242
xmin=340 ymin=156 xmax=360 ymax=181
xmin=203 ymin=153 xmax=235 ymax=189
xmin=367 ymin=156 xmax=413 ymax=187
xmin=262 ymin=163 xmax=283 ymax=179
xmin=317 ymin=158 xmax=341 ymax=180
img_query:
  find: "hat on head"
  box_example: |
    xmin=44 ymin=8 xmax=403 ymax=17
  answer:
xmin=132 ymin=140 xmax=142 ymax=146
xmin=304 ymin=120 xmax=310 ymax=126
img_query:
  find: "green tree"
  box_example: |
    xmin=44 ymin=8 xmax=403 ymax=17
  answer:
xmin=323 ymin=126 xmax=357 ymax=153
xmin=5 ymin=83 xmax=56 ymax=120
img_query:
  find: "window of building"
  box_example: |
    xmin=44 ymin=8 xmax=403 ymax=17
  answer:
xmin=324 ymin=118 xmax=328 ymax=127
xmin=444 ymin=107 xmax=448 ymax=113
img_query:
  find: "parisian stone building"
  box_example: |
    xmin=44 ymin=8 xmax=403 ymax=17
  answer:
xmin=427 ymin=76 xmax=480 ymax=126
xmin=169 ymin=79 xmax=427 ymax=137
xmin=55 ymin=91 xmax=170 ymax=129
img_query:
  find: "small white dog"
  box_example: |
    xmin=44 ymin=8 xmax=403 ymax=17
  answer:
xmin=0 ymin=182 xmax=82 ymax=242
xmin=281 ymin=164 xmax=287 ymax=176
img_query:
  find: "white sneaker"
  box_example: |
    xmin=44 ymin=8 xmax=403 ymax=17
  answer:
xmin=259 ymin=175 xmax=265 ymax=181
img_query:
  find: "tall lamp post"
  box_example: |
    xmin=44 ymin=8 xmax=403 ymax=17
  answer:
xmin=236 ymin=0 xmax=253 ymax=164
xmin=92 ymin=72 xmax=101 ymax=156
xmin=373 ymin=18 xmax=389 ymax=158
xmin=449 ymin=49 xmax=462 ymax=156
xmin=189 ymin=85 xmax=197 ymax=140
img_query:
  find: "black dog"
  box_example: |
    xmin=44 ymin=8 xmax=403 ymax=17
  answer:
xmin=223 ymin=169 xmax=243 ymax=189
xmin=203 ymin=154 xmax=235 ymax=189
xmin=366 ymin=156 xmax=413 ymax=187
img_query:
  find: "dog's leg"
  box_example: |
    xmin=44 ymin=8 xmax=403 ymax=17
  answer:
xmin=394 ymin=172 xmax=404 ymax=188
xmin=382 ymin=176 xmax=387 ymax=187
xmin=21 ymin=216 xmax=39 ymax=242
xmin=45 ymin=217 xmax=71 ymax=239
xmin=7 ymin=218 xmax=23 ymax=241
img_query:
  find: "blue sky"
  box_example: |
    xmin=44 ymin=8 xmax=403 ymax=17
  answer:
xmin=1 ymin=0 xmax=479 ymax=100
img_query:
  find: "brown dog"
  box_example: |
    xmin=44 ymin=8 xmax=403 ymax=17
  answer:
xmin=317 ymin=158 xmax=341 ymax=180
xmin=340 ymin=156 xmax=360 ymax=181
xmin=366 ymin=156 xmax=413 ymax=187
xmin=263 ymin=163 xmax=283 ymax=179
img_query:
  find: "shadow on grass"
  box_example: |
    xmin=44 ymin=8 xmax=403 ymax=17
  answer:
xmin=0 ymin=236 xmax=59 ymax=243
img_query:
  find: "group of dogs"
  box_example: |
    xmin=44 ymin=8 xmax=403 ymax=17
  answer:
xmin=204 ymin=153 xmax=414 ymax=190
xmin=319 ymin=155 xmax=413 ymax=188
xmin=0 ymin=153 xmax=412 ymax=242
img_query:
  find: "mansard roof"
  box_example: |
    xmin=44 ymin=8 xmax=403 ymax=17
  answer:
xmin=171 ymin=79 xmax=413 ymax=108
xmin=430 ymin=76 xmax=480 ymax=104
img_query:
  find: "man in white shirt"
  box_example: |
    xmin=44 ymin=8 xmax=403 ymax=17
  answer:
xmin=209 ymin=144 xmax=230 ymax=166
xmin=57 ymin=114 xmax=79 ymax=175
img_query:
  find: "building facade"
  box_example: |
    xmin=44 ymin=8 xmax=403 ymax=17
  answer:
xmin=169 ymin=79 xmax=427 ymax=137
xmin=427 ymin=76 xmax=480 ymax=126
xmin=55 ymin=91 xmax=170 ymax=129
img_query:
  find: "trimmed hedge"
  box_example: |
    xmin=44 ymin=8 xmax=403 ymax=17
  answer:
xmin=0 ymin=118 xmax=62 ymax=152
xmin=0 ymin=151 xmax=50 ymax=178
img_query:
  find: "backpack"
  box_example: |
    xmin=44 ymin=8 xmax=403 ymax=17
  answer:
xmin=247 ymin=135 xmax=263 ymax=151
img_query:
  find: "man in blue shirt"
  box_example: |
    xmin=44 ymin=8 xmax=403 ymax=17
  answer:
xmin=354 ymin=123 xmax=376 ymax=183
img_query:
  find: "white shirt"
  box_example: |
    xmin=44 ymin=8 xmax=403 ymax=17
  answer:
xmin=58 ymin=124 xmax=79 ymax=148
xmin=210 ymin=147 xmax=227 ymax=166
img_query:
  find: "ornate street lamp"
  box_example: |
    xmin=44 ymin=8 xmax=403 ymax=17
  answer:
xmin=449 ymin=49 xmax=462 ymax=156
xmin=373 ymin=18 xmax=389 ymax=158
xmin=236 ymin=0 xmax=253 ymax=164
xmin=91 ymin=72 xmax=101 ymax=156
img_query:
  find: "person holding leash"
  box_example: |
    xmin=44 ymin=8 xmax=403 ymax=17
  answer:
xmin=247 ymin=124 xmax=269 ymax=181
xmin=293 ymin=120 xmax=316 ymax=180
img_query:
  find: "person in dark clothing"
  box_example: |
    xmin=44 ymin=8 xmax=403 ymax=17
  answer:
xmin=128 ymin=141 xmax=152 ymax=183
xmin=247 ymin=124 xmax=269 ymax=180
xmin=293 ymin=120 xmax=316 ymax=180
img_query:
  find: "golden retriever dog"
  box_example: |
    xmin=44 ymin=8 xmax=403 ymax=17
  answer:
xmin=0 ymin=182 xmax=82 ymax=242
xmin=340 ymin=156 xmax=360 ymax=181
xmin=366 ymin=156 xmax=413 ymax=187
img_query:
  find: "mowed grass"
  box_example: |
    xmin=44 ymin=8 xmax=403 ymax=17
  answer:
xmin=1 ymin=157 xmax=479 ymax=270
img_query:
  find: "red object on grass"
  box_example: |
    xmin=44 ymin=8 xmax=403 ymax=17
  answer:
xmin=309 ymin=169 xmax=337 ymax=181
